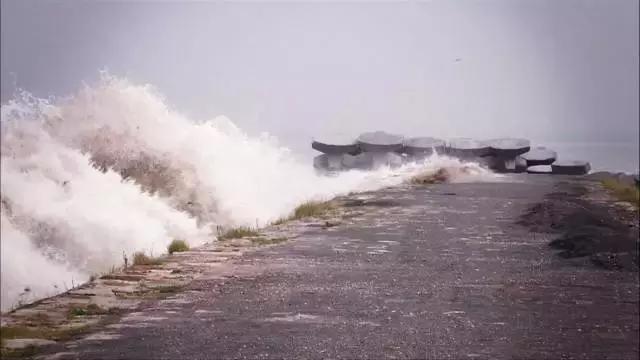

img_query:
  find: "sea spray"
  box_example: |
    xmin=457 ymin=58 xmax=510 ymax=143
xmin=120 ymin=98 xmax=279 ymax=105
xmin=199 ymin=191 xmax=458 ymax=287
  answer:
xmin=0 ymin=110 xmax=205 ymax=309
xmin=0 ymin=75 xmax=498 ymax=310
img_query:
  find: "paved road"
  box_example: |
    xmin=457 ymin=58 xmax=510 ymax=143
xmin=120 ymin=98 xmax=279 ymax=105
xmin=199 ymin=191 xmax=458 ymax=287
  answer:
xmin=47 ymin=176 xmax=639 ymax=359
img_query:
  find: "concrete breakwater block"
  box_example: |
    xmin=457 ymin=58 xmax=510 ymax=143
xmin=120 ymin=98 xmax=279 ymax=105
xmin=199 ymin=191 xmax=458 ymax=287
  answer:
xmin=313 ymin=154 xmax=329 ymax=170
xmin=311 ymin=139 xmax=360 ymax=155
xmin=482 ymin=156 xmax=509 ymax=172
xmin=521 ymin=147 xmax=557 ymax=166
xmin=311 ymin=135 xmax=592 ymax=177
xmin=552 ymin=160 xmax=591 ymax=175
xmin=372 ymin=152 xmax=403 ymax=168
xmin=484 ymin=156 xmax=521 ymax=173
xmin=515 ymin=156 xmax=528 ymax=173
xmin=314 ymin=154 xmax=352 ymax=170
xmin=486 ymin=138 xmax=531 ymax=158
xmin=342 ymin=152 xmax=403 ymax=170
xmin=403 ymin=137 xmax=446 ymax=156
xmin=447 ymin=138 xmax=492 ymax=158
xmin=356 ymin=131 xmax=404 ymax=153
xmin=527 ymin=165 xmax=553 ymax=174
xmin=342 ymin=153 xmax=369 ymax=170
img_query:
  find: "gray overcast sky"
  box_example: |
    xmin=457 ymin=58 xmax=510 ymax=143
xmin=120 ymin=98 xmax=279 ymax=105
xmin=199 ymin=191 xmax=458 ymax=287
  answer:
xmin=1 ymin=0 xmax=638 ymax=154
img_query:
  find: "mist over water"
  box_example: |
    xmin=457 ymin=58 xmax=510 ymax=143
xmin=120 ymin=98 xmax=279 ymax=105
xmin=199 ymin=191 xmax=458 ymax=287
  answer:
xmin=0 ymin=75 xmax=499 ymax=310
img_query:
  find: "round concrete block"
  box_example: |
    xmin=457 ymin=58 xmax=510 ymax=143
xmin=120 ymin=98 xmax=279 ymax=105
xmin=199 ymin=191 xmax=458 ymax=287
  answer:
xmin=486 ymin=138 xmax=531 ymax=158
xmin=373 ymin=152 xmax=403 ymax=168
xmin=483 ymin=156 xmax=519 ymax=173
xmin=527 ymin=165 xmax=553 ymax=174
xmin=521 ymin=147 xmax=557 ymax=166
xmin=403 ymin=137 xmax=446 ymax=156
xmin=341 ymin=153 xmax=364 ymax=170
xmin=342 ymin=152 xmax=403 ymax=170
xmin=356 ymin=131 xmax=404 ymax=153
xmin=313 ymin=154 xmax=329 ymax=170
xmin=551 ymin=160 xmax=591 ymax=175
xmin=515 ymin=156 xmax=528 ymax=173
xmin=311 ymin=140 xmax=360 ymax=155
xmin=342 ymin=153 xmax=373 ymax=170
xmin=483 ymin=156 xmax=508 ymax=172
xmin=447 ymin=138 xmax=491 ymax=158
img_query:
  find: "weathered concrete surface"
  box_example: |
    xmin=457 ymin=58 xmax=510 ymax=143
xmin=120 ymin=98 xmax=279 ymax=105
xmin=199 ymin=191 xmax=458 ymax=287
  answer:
xmin=356 ymin=131 xmax=404 ymax=153
xmin=527 ymin=165 xmax=553 ymax=174
xmin=341 ymin=152 xmax=404 ymax=170
xmin=447 ymin=138 xmax=491 ymax=158
xmin=515 ymin=156 xmax=528 ymax=173
xmin=403 ymin=137 xmax=446 ymax=157
xmin=39 ymin=177 xmax=639 ymax=360
xmin=312 ymin=154 xmax=344 ymax=171
xmin=486 ymin=138 xmax=531 ymax=158
xmin=553 ymin=160 xmax=592 ymax=175
xmin=521 ymin=147 xmax=557 ymax=166
xmin=311 ymin=140 xmax=360 ymax=155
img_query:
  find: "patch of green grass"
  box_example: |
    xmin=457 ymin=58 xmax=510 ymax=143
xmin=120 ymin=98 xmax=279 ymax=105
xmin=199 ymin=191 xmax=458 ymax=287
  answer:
xmin=1 ymin=326 xmax=50 ymax=340
xmin=67 ymin=304 xmax=110 ymax=318
xmin=1 ymin=344 xmax=39 ymax=358
xmin=602 ymin=179 xmax=640 ymax=208
xmin=153 ymin=285 xmax=183 ymax=294
xmin=21 ymin=312 xmax=52 ymax=327
xmin=250 ymin=237 xmax=288 ymax=246
xmin=0 ymin=324 xmax=89 ymax=342
xmin=271 ymin=217 xmax=288 ymax=226
xmin=218 ymin=226 xmax=260 ymax=241
xmin=270 ymin=200 xmax=335 ymax=225
xmin=132 ymin=252 xmax=164 ymax=266
xmin=68 ymin=307 xmax=88 ymax=317
xmin=290 ymin=200 xmax=334 ymax=220
xmin=167 ymin=239 xmax=190 ymax=254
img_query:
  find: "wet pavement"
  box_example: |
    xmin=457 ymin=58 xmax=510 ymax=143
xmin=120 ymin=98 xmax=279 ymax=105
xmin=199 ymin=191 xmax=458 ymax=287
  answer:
xmin=42 ymin=176 xmax=639 ymax=359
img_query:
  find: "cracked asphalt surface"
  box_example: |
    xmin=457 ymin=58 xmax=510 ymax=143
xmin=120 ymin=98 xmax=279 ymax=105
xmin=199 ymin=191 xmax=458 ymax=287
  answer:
xmin=44 ymin=176 xmax=639 ymax=359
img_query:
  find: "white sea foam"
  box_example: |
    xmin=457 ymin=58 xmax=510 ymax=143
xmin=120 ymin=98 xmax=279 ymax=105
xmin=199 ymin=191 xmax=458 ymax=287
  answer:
xmin=0 ymin=75 xmax=497 ymax=310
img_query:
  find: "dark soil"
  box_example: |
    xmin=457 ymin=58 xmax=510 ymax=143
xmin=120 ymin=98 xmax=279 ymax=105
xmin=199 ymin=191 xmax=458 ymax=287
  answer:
xmin=518 ymin=182 xmax=639 ymax=271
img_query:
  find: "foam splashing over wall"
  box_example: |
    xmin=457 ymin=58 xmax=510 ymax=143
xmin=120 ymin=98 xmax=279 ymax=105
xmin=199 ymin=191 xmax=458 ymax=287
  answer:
xmin=0 ymin=75 xmax=498 ymax=310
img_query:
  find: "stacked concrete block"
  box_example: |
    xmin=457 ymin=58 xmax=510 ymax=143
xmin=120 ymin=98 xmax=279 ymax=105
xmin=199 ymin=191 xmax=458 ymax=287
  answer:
xmin=354 ymin=132 xmax=405 ymax=169
xmin=311 ymin=135 xmax=360 ymax=172
xmin=311 ymin=140 xmax=360 ymax=156
xmin=521 ymin=147 xmax=557 ymax=166
xmin=312 ymin=131 xmax=405 ymax=171
xmin=313 ymin=153 xmax=346 ymax=171
xmin=403 ymin=137 xmax=446 ymax=159
xmin=486 ymin=138 xmax=531 ymax=158
xmin=311 ymin=133 xmax=591 ymax=176
xmin=482 ymin=138 xmax=531 ymax=172
xmin=356 ymin=131 xmax=404 ymax=153
xmin=447 ymin=138 xmax=492 ymax=159
xmin=527 ymin=165 xmax=553 ymax=174
xmin=514 ymin=156 xmax=528 ymax=173
xmin=551 ymin=160 xmax=591 ymax=175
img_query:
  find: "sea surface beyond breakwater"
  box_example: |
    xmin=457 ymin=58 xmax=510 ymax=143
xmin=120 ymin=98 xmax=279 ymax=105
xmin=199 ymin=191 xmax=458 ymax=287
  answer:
xmin=3 ymin=174 xmax=639 ymax=359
